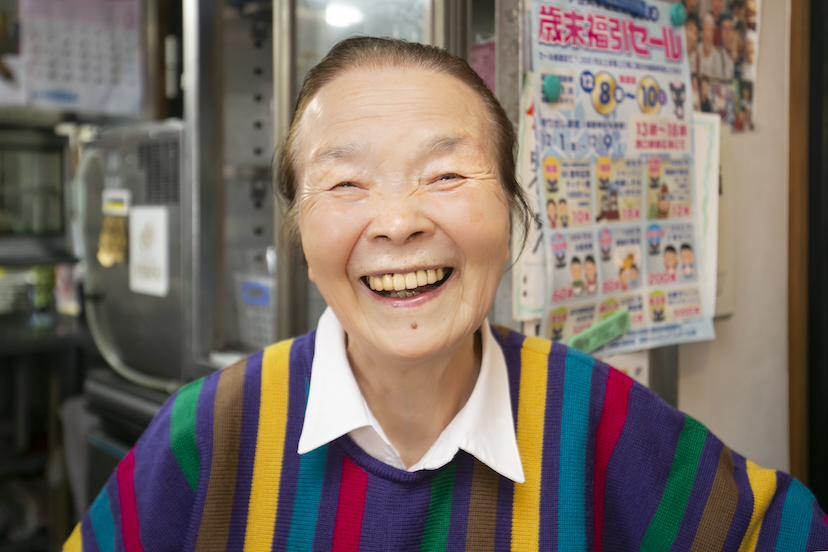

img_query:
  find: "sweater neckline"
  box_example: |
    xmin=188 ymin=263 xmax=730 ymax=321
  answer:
xmin=334 ymin=434 xmax=460 ymax=484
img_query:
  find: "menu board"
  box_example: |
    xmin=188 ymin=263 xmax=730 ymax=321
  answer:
xmin=531 ymin=0 xmax=715 ymax=354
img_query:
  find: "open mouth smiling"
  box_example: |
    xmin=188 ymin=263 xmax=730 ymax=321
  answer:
xmin=362 ymin=268 xmax=453 ymax=299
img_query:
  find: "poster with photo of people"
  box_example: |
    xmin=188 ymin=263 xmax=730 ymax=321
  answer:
xmin=684 ymin=0 xmax=759 ymax=131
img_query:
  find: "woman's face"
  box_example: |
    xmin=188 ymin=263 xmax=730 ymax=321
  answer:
xmin=295 ymin=67 xmax=511 ymax=363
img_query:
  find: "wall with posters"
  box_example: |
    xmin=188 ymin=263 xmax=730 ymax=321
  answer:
xmin=677 ymin=0 xmax=790 ymax=472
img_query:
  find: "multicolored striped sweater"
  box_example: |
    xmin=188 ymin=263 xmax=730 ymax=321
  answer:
xmin=63 ymin=327 xmax=827 ymax=551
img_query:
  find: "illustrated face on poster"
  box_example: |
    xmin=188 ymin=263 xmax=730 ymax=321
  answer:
xmin=551 ymin=230 xmax=597 ymax=302
xmin=648 ymin=288 xmax=703 ymax=323
xmin=598 ymin=226 xmax=642 ymax=294
xmin=599 ymin=294 xmax=645 ymax=326
xmin=646 ymin=221 xmax=696 ymax=285
xmin=596 ymin=157 xmax=643 ymax=223
xmin=543 ymin=157 xmax=592 ymax=228
xmin=646 ymin=157 xmax=692 ymax=220
xmin=545 ymin=303 xmax=597 ymax=341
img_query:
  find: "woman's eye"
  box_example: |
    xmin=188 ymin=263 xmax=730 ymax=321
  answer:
xmin=437 ymin=173 xmax=461 ymax=181
xmin=332 ymin=181 xmax=357 ymax=189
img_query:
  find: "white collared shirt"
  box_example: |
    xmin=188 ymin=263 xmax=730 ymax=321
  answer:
xmin=297 ymin=307 xmax=525 ymax=483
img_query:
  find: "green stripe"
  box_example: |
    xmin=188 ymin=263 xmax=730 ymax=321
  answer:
xmin=170 ymin=378 xmax=204 ymax=490
xmin=639 ymin=415 xmax=708 ymax=551
xmin=420 ymin=464 xmax=457 ymax=552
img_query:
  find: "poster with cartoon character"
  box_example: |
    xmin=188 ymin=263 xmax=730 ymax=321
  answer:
xmin=646 ymin=157 xmax=693 ymax=220
xmin=596 ymin=157 xmax=643 ymax=223
xmin=542 ymin=157 xmax=592 ymax=228
xmin=532 ymin=0 xmax=715 ymax=353
xmin=543 ymin=302 xmax=597 ymax=342
xmin=551 ymin=230 xmax=598 ymax=302
xmin=646 ymin=221 xmax=696 ymax=285
xmin=597 ymin=226 xmax=642 ymax=294
xmin=648 ymin=288 xmax=703 ymax=323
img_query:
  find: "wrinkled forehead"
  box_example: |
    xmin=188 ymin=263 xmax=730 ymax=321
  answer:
xmin=292 ymin=66 xmax=494 ymax=175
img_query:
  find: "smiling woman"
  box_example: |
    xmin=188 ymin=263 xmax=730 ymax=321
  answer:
xmin=62 ymin=38 xmax=827 ymax=552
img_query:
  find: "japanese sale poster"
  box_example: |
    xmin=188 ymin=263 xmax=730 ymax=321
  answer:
xmin=531 ymin=0 xmax=715 ymax=354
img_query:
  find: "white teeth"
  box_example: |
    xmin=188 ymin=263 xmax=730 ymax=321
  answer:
xmin=367 ymin=268 xmax=449 ymax=294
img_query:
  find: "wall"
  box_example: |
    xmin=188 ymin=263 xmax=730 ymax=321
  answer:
xmin=678 ymin=0 xmax=792 ymax=471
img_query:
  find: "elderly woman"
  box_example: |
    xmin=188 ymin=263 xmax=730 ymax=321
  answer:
xmin=64 ymin=38 xmax=825 ymax=551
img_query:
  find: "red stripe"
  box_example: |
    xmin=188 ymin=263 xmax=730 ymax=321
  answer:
xmin=593 ymin=368 xmax=633 ymax=552
xmin=331 ymin=456 xmax=369 ymax=552
xmin=116 ymin=448 xmax=146 ymax=552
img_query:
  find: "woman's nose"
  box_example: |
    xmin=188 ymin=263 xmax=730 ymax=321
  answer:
xmin=367 ymin=190 xmax=435 ymax=245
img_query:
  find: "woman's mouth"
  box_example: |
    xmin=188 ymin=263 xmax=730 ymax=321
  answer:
xmin=362 ymin=268 xmax=453 ymax=299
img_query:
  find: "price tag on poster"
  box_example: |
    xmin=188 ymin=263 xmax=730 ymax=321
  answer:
xmin=532 ymin=0 xmax=715 ymax=353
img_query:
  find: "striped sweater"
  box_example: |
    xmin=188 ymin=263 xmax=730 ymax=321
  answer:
xmin=63 ymin=327 xmax=827 ymax=551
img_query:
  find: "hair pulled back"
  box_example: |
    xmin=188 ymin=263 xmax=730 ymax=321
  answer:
xmin=275 ymin=36 xmax=532 ymax=252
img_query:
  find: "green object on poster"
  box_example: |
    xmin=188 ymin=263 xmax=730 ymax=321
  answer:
xmin=670 ymin=2 xmax=687 ymax=26
xmin=542 ymin=74 xmax=562 ymax=103
xmin=566 ymin=309 xmax=631 ymax=354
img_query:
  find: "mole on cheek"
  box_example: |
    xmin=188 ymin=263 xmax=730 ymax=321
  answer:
xmin=411 ymin=322 xmax=418 ymax=330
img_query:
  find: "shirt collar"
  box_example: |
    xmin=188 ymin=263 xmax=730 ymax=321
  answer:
xmin=297 ymin=307 xmax=525 ymax=483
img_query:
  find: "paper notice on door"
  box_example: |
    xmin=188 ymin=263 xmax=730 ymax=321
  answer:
xmin=129 ymin=206 xmax=169 ymax=297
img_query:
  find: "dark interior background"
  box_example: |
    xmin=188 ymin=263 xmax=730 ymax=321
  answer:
xmin=808 ymin=0 xmax=828 ymax=506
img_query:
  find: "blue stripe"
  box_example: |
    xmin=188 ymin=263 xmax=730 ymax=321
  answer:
xmin=774 ymin=479 xmax=814 ymax=552
xmin=287 ymin=445 xmax=329 ymax=550
xmin=90 ymin=487 xmax=116 ymax=552
xmin=558 ymin=347 xmax=594 ymax=550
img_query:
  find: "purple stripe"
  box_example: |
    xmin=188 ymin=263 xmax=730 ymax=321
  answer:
xmin=132 ymin=396 xmax=193 ymax=552
xmin=494 ymin=476 xmax=515 ymax=551
xmin=806 ymin=501 xmax=828 ymax=551
xmin=446 ymin=452 xmax=475 ymax=549
xmin=721 ymin=451 xmax=754 ymax=550
xmin=584 ymin=360 xmax=608 ymax=550
xmin=312 ymin=441 xmax=345 ymax=551
xmin=668 ymin=433 xmax=722 ymax=552
xmin=225 ymin=351 xmax=262 ymax=550
xmin=184 ymin=371 xmax=219 ymax=552
xmin=489 ymin=327 xmax=523 ymax=425
xmin=602 ymin=387 xmax=685 ymax=552
xmin=489 ymin=328 xmax=522 ymax=552
xmin=355 ymin=455 xmax=433 ymax=549
xmin=392 ymin=474 xmax=432 ymax=549
xmin=539 ymin=343 xmax=568 ymax=550
xmin=81 ymin=511 xmax=101 ymax=552
xmin=755 ymin=472 xmax=789 ymax=552
xmin=105 ymin=472 xmax=124 ymax=552
xmin=272 ymin=340 xmax=310 ymax=550
xmin=359 ymin=472 xmax=395 ymax=549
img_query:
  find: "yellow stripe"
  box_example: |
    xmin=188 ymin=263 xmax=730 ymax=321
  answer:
xmin=737 ymin=460 xmax=778 ymax=552
xmin=511 ymin=336 xmax=551 ymax=551
xmin=244 ymin=339 xmax=294 ymax=551
xmin=63 ymin=523 xmax=83 ymax=552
